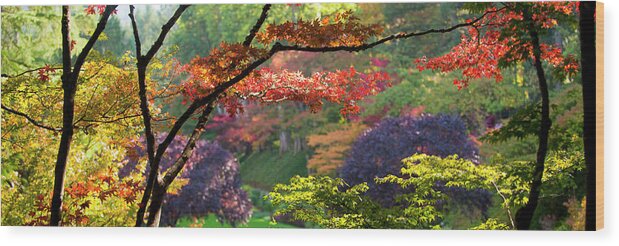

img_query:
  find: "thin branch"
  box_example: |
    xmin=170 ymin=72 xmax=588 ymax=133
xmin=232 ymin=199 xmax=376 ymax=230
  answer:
xmin=1 ymin=66 xmax=63 ymax=79
xmin=277 ymin=7 xmax=505 ymax=53
xmin=161 ymin=103 xmax=214 ymax=186
xmin=128 ymin=5 xmax=142 ymax=58
xmin=243 ymin=4 xmax=272 ymax=46
xmin=491 ymin=180 xmax=515 ymax=229
xmin=72 ymin=5 xmax=118 ymax=80
xmin=1 ymin=104 xmax=61 ymax=131
xmin=143 ymin=5 xmax=190 ymax=63
xmin=80 ymin=114 xmax=142 ymax=124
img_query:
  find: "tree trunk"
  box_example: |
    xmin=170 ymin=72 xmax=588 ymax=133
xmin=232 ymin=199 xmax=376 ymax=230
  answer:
xmin=133 ymin=62 xmax=159 ymax=227
xmin=579 ymin=1 xmax=597 ymax=231
xmin=279 ymin=130 xmax=289 ymax=154
xmin=145 ymin=105 xmax=214 ymax=227
xmin=128 ymin=5 xmax=189 ymax=226
xmin=50 ymin=5 xmax=115 ymax=226
xmin=515 ymin=9 xmax=552 ymax=230
xmin=49 ymin=6 xmax=75 ymax=226
xmin=146 ymin=181 xmax=166 ymax=227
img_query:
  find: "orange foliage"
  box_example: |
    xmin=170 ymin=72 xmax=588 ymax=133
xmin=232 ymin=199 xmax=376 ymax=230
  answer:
xmin=307 ymin=123 xmax=368 ymax=175
xmin=256 ymin=10 xmax=384 ymax=47
xmin=25 ymin=169 xmax=142 ymax=226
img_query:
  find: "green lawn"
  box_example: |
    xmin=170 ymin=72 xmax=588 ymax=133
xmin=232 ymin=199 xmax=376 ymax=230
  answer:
xmin=240 ymin=150 xmax=309 ymax=190
xmin=176 ymin=211 xmax=297 ymax=228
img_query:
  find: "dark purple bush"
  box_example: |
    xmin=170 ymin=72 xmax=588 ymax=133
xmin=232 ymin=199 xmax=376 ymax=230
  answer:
xmin=120 ymin=135 xmax=252 ymax=227
xmin=339 ymin=114 xmax=484 ymax=208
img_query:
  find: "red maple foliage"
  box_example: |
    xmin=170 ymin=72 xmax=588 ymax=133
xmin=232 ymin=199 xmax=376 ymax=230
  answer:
xmin=415 ymin=3 xmax=579 ymax=90
xmin=37 ymin=64 xmax=56 ymax=82
xmin=256 ymin=10 xmax=383 ymax=47
xmin=26 ymin=169 xmax=142 ymax=226
xmin=230 ymin=67 xmax=390 ymax=116
xmin=85 ymin=5 xmax=118 ymax=15
xmin=178 ymin=11 xmax=391 ymax=117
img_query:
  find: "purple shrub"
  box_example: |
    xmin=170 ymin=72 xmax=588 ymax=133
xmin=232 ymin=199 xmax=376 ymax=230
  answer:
xmin=121 ymin=135 xmax=252 ymax=227
xmin=339 ymin=114 xmax=483 ymax=208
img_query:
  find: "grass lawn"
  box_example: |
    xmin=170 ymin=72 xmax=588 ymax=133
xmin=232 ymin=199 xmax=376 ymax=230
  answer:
xmin=176 ymin=210 xmax=297 ymax=228
xmin=240 ymin=150 xmax=308 ymax=190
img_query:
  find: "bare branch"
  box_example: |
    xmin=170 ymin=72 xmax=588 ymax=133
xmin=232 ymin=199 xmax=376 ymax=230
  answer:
xmin=243 ymin=4 xmax=272 ymax=46
xmin=1 ymin=66 xmax=63 ymax=79
xmin=143 ymin=5 xmax=190 ymax=63
xmin=129 ymin=5 xmax=142 ymax=58
xmin=80 ymin=114 xmax=142 ymax=124
xmin=491 ymin=180 xmax=516 ymax=229
xmin=1 ymin=104 xmax=61 ymax=132
xmin=72 ymin=5 xmax=118 ymax=80
xmin=161 ymin=103 xmax=214 ymax=186
xmin=132 ymin=4 xmax=190 ymax=227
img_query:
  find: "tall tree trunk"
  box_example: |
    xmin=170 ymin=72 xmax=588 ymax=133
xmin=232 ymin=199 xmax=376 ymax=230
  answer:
xmin=515 ymin=9 xmax=552 ymax=230
xmin=579 ymin=1 xmax=597 ymax=231
xmin=128 ymin=5 xmax=190 ymax=226
xmin=50 ymin=5 xmax=116 ymax=226
xmin=146 ymin=180 xmax=166 ymax=226
xmin=133 ymin=61 xmax=159 ymax=227
xmin=49 ymin=6 xmax=75 ymax=226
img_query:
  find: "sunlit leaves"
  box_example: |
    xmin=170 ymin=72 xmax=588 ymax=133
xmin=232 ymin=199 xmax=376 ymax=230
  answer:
xmin=256 ymin=10 xmax=384 ymax=47
xmin=230 ymin=67 xmax=390 ymax=116
xmin=268 ymin=175 xmax=424 ymax=229
xmin=23 ymin=158 xmax=144 ymax=226
xmin=181 ymin=42 xmax=269 ymax=102
xmin=415 ymin=3 xmax=579 ymax=90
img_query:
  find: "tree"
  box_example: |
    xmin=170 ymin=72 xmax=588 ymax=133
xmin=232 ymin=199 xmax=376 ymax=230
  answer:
xmin=415 ymin=2 xmax=579 ymax=229
xmin=269 ymin=151 xmax=584 ymax=229
xmin=578 ymin=1 xmax=597 ymax=231
xmin=119 ymin=135 xmax=252 ymax=227
xmin=268 ymin=154 xmax=510 ymax=229
xmin=0 ymin=3 xmax=513 ymax=227
xmin=127 ymin=4 xmax=190 ymax=227
xmin=41 ymin=5 xmax=119 ymax=225
xmin=339 ymin=114 xmax=481 ymax=207
xmin=1 ymin=51 xmax=155 ymax=225
xmin=125 ymin=3 xmax=501 ymax=226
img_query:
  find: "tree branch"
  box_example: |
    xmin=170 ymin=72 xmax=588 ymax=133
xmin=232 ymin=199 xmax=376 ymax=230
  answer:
xmin=1 ymin=104 xmax=61 ymax=131
xmin=153 ymin=4 xmax=268 ymax=162
xmin=143 ymin=5 xmax=190 ymax=63
xmin=277 ymin=7 xmax=505 ymax=53
xmin=128 ymin=5 xmax=142 ymax=58
xmin=491 ymin=180 xmax=515 ymax=229
xmin=1 ymin=66 xmax=63 ymax=79
xmin=161 ymin=103 xmax=214 ymax=186
xmin=243 ymin=4 xmax=272 ymax=47
xmin=80 ymin=114 xmax=142 ymax=124
xmin=131 ymin=4 xmax=190 ymax=227
xmin=155 ymin=9 xmax=501 ymax=146
xmin=71 ymin=5 xmax=118 ymax=81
